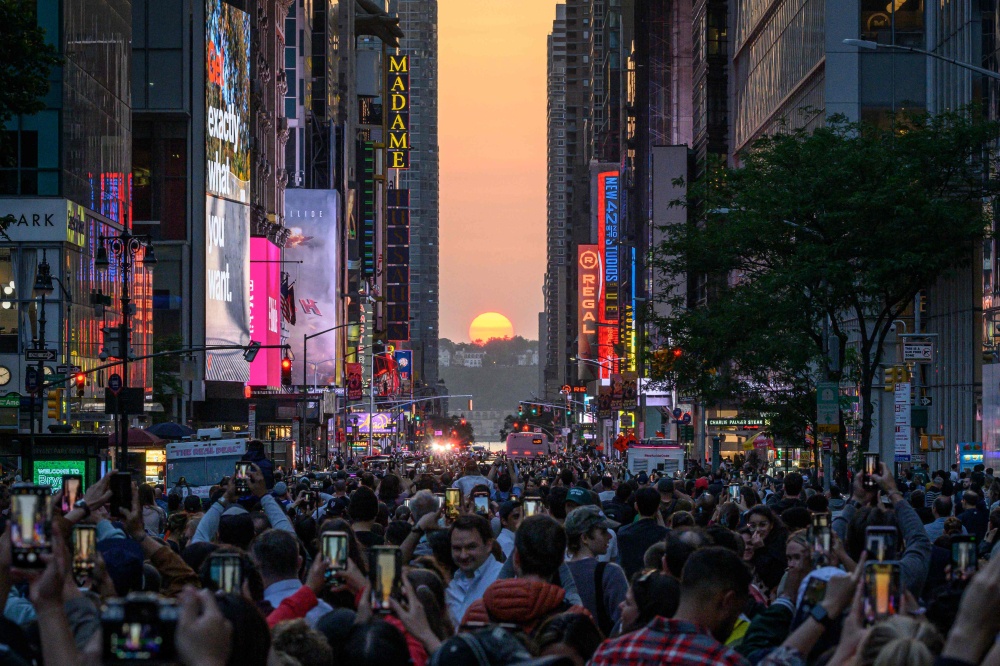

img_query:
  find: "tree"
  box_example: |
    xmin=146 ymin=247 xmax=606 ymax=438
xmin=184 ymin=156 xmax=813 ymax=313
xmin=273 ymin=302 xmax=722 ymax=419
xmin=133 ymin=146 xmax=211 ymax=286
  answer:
xmin=653 ymin=110 xmax=1000 ymax=482
xmin=0 ymin=0 xmax=60 ymax=130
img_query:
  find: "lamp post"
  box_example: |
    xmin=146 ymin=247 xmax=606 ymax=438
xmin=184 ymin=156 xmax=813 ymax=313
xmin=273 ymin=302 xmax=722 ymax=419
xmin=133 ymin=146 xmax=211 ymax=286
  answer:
xmin=95 ymin=230 xmax=156 ymax=470
xmin=843 ymin=39 xmax=1000 ymax=82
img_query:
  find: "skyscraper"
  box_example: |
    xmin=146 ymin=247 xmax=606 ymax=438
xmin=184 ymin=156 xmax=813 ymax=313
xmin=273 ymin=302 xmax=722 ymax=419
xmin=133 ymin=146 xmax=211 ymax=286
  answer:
xmin=391 ymin=0 xmax=440 ymax=386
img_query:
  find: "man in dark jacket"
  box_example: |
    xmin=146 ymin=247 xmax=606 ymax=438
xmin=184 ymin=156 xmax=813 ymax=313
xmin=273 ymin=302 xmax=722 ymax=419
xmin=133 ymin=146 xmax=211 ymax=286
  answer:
xmin=617 ymin=487 xmax=667 ymax=579
xmin=766 ymin=472 xmax=806 ymax=515
xmin=958 ymin=490 xmax=989 ymax=543
xmin=242 ymin=440 xmax=275 ymax=489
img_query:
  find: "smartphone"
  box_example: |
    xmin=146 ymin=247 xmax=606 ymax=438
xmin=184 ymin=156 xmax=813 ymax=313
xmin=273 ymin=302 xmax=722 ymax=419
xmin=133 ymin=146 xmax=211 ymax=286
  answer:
xmin=863 ymin=453 xmax=880 ymax=490
xmin=727 ymin=484 xmax=741 ymax=503
xmin=865 ymin=526 xmax=898 ymax=561
xmin=72 ymin=524 xmax=97 ymax=585
xmin=11 ymin=485 xmax=52 ymax=568
xmin=110 ymin=472 xmax=132 ymax=519
xmin=523 ymin=497 xmax=541 ymax=518
xmin=473 ymin=492 xmax=489 ymax=516
xmin=322 ymin=531 xmax=349 ymax=572
xmin=445 ymin=488 xmax=461 ymax=519
xmin=369 ymin=546 xmax=403 ymax=613
xmin=208 ymin=553 xmax=243 ymax=594
xmin=802 ymin=577 xmax=827 ymax=607
xmin=863 ymin=562 xmax=901 ymax=626
xmin=809 ymin=513 xmax=832 ymax=565
xmin=102 ymin=593 xmax=179 ymax=662
xmin=61 ymin=474 xmax=84 ymax=514
xmin=433 ymin=492 xmax=445 ymax=510
xmin=950 ymin=535 xmax=977 ymax=584
xmin=310 ymin=480 xmax=324 ymax=491
xmin=234 ymin=462 xmax=252 ymax=495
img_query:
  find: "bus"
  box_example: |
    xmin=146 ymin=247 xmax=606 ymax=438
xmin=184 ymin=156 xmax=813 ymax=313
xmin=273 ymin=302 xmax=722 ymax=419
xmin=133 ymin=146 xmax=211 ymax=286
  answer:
xmin=505 ymin=432 xmax=550 ymax=459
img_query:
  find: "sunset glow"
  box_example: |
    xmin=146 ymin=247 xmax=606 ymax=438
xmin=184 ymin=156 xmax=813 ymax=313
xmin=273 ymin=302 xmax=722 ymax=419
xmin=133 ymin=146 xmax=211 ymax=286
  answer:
xmin=469 ymin=312 xmax=515 ymax=344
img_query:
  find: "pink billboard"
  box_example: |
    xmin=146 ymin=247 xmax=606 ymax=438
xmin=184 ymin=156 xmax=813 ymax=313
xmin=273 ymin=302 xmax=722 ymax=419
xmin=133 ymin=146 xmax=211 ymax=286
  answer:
xmin=249 ymin=238 xmax=281 ymax=386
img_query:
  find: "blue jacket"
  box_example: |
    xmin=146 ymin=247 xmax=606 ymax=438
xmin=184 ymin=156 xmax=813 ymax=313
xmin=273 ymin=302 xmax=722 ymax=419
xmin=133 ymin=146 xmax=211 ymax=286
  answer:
xmin=242 ymin=449 xmax=275 ymax=489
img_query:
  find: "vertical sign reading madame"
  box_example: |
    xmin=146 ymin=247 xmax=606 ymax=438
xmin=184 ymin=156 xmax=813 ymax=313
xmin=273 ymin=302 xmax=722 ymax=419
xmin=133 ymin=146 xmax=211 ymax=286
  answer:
xmin=386 ymin=55 xmax=410 ymax=169
xmin=205 ymin=0 xmax=251 ymax=382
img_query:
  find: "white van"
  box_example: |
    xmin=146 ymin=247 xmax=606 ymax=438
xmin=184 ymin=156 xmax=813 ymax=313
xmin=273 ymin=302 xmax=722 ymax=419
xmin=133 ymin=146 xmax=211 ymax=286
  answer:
xmin=627 ymin=444 xmax=685 ymax=476
xmin=165 ymin=437 xmax=248 ymax=497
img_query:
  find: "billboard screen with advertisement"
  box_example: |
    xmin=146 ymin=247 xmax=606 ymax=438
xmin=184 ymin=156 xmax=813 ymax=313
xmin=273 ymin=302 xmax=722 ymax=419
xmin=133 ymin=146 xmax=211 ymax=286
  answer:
xmin=577 ymin=244 xmax=600 ymax=377
xmin=284 ymin=189 xmax=341 ymax=386
xmin=249 ymin=238 xmax=281 ymax=386
xmin=595 ymin=170 xmax=620 ymax=380
xmin=206 ymin=0 xmax=250 ymax=204
xmin=355 ymin=412 xmax=398 ymax=434
xmin=34 ymin=460 xmax=86 ymax=491
xmin=205 ymin=196 xmax=250 ymax=382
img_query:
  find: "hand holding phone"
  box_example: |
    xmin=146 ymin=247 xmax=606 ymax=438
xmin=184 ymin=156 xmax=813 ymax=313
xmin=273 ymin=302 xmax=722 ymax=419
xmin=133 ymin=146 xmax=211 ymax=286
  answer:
xmin=11 ymin=485 xmax=52 ymax=568
xmin=369 ymin=546 xmax=403 ymax=613
xmin=110 ymin=472 xmax=133 ymax=519
xmin=863 ymin=453 xmax=880 ymax=491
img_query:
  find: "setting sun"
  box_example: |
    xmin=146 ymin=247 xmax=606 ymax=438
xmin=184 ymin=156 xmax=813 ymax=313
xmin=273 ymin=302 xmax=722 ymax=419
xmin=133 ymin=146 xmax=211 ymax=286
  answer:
xmin=469 ymin=312 xmax=515 ymax=344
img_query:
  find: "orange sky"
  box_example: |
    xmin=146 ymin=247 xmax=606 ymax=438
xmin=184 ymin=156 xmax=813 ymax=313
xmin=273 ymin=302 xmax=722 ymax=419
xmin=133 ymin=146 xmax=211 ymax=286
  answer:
xmin=438 ymin=1 xmax=553 ymax=343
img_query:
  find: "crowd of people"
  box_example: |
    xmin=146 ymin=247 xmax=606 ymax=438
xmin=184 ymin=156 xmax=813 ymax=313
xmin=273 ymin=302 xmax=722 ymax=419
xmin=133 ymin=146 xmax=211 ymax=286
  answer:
xmin=0 ymin=442 xmax=999 ymax=665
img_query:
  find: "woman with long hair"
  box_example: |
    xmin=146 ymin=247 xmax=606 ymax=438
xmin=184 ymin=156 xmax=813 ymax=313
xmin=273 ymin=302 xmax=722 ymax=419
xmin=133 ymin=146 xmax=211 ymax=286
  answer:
xmin=745 ymin=505 xmax=789 ymax=594
xmin=139 ymin=483 xmax=167 ymax=535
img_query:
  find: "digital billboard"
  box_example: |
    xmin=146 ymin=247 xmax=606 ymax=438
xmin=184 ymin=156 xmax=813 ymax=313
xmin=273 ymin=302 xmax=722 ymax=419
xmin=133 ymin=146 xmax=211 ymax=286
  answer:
xmin=386 ymin=189 xmax=410 ymax=342
xmin=596 ymin=170 xmax=620 ymax=380
xmin=284 ymin=189 xmax=342 ymax=387
xmin=249 ymin=238 xmax=281 ymax=386
xmin=577 ymin=245 xmax=600 ymax=377
xmin=386 ymin=55 xmax=410 ymax=169
xmin=206 ymin=0 xmax=250 ymax=204
xmin=34 ymin=460 xmax=85 ymax=491
xmin=205 ymin=196 xmax=250 ymax=382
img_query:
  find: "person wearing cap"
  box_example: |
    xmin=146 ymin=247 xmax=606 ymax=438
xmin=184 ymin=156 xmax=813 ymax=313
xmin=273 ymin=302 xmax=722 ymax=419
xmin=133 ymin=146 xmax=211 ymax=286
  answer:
xmin=565 ymin=487 xmax=619 ymax=565
xmin=565 ymin=505 xmax=627 ymax=636
xmin=271 ymin=481 xmax=290 ymax=508
xmin=496 ymin=500 xmax=522 ymax=559
xmin=617 ymin=487 xmax=667 ymax=580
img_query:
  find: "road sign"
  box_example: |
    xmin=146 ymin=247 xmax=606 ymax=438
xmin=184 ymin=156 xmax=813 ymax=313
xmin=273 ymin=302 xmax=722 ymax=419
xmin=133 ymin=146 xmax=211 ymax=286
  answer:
xmin=918 ymin=396 xmax=932 ymax=406
xmin=108 ymin=373 xmax=122 ymax=396
xmin=707 ymin=417 xmax=766 ymax=427
xmin=25 ymin=349 xmax=56 ymax=362
xmin=248 ymin=403 xmax=256 ymax=436
xmin=903 ymin=341 xmax=934 ymax=362
xmin=0 ymin=393 xmax=20 ymax=408
xmin=56 ymin=364 xmax=81 ymax=375
xmin=25 ymin=367 xmax=39 ymax=394
xmin=48 ymin=374 xmax=66 ymax=383
xmin=672 ymin=407 xmax=682 ymax=419
xmin=816 ymin=381 xmax=839 ymax=433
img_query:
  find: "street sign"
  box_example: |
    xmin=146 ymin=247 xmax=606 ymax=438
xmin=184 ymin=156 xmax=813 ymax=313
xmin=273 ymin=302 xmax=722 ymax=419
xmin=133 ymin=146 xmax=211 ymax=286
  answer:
xmin=248 ymin=403 xmax=256 ymax=436
xmin=56 ymin=364 xmax=81 ymax=375
xmin=903 ymin=341 xmax=934 ymax=362
xmin=816 ymin=381 xmax=839 ymax=433
xmin=25 ymin=367 xmax=39 ymax=394
xmin=25 ymin=349 xmax=56 ymax=362
xmin=918 ymin=396 xmax=932 ymax=406
xmin=0 ymin=393 xmax=20 ymax=408
xmin=672 ymin=407 xmax=682 ymax=419
xmin=108 ymin=373 xmax=122 ymax=396
xmin=48 ymin=374 xmax=66 ymax=383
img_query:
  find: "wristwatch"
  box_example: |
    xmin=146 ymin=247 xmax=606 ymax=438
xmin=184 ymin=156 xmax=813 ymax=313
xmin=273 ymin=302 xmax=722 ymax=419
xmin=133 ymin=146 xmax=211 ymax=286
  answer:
xmin=810 ymin=604 xmax=835 ymax=630
xmin=73 ymin=498 xmax=90 ymax=518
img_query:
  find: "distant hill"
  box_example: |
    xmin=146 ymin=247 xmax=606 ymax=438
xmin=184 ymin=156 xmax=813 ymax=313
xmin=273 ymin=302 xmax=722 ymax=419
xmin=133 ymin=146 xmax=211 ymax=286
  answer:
xmin=439 ymin=364 xmax=539 ymax=413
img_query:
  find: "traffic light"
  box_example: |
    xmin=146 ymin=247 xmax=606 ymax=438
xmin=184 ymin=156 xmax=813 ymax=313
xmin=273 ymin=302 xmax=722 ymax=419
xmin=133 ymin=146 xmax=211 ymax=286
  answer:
xmin=74 ymin=373 xmax=86 ymax=398
xmin=460 ymin=417 xmax=467 ymax=426
xmin=243 ymin=341 xmax=261 ymax=363
xmin=512 ymin=421 xmax=519 ymax=430
xmin=883 ymin=366 xmax=910 ymax=391
xmin=530 ymin=405 xmax=538 ymax=416
xmin=281 ymin=357 xmax=293 ymax=387
xmin=46 ymin=389 xmax=62 ymax=419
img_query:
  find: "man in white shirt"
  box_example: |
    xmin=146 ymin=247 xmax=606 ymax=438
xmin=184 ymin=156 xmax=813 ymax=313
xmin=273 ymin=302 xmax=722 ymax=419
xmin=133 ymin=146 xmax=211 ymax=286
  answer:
xmin=598 ymin=476 xmax=616 ymax=503
xmin=453 ymin=460 xmax=496 ymax=499
xmin=252 ymin=529 xmax=332 ymax=626
xmin=496 ymin=500 xmax=523 ymax=558
xmin=446 ymin=514 xmax=503 ymax=627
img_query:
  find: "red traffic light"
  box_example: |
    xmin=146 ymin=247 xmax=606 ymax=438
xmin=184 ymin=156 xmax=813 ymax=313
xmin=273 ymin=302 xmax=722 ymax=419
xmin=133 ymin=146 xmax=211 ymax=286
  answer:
xmin=74 ymin=373 xmax=86 ymax=387
xmin=281 ymin=356 xmax=293 ymax=387
xmin=672 ymin=349 xmax=683 ymax=358
xmin=281 ymin=358 xmax=292 ymax=370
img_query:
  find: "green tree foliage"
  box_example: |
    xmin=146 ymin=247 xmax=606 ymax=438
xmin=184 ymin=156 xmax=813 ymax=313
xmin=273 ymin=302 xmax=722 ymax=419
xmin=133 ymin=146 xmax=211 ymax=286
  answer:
xmin=653 ymin=111 xmax=1000 ymax=481
xmin=0 ymin=0 xmax=60 ymax=129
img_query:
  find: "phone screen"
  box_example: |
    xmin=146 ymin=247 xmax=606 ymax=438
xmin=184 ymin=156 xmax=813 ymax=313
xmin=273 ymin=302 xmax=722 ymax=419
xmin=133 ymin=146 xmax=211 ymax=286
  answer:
xmin=433 ymin=493 xmax=445 ymax=510
xmin=445 ymin=488 xmax=461 ymax=518
xmin=110 ymin=472 xmax=132 ymax=518
xmin=951 ymin=537 xmax=977 ymax=583
xmin=803 ymin=578 xmax=827 ymax=607
xmin=11 ymin=486 xmax=51 ymax=568
xmin=863 ymin=562 xmax=900 ymax=626
xmin=234 ymin=462 xmax=252 ymax=494
xmin=73 ymin=524 xmax=97 ymax=581
xmin=61 ymin=475 xmax=84 ymax=513
xmin=370 ymin=547 xmax=401 ymax=613
xmin=209 ymin=554 xmax=243 ymax=593
xmin=865 ymin=527 xmax=898 ymax=561
xmin=474 ymin=494 xmax=489 ymax=515
xmin=103 ymin=599 xmax=178 ymax=662
xmin=863 ymin=453 xmax=880 ymax=489
xmin=727 ymin=485 xmax=740 ymax=502
xmin=524 ymin=498 xmax=540 ymax=517
xmin=322 ymin=531 xmax=349 ymax=571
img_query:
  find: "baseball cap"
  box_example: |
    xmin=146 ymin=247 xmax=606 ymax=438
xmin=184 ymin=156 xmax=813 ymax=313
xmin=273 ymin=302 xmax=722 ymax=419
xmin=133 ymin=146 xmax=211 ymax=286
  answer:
xmin=635 ymin=471 xmax=649 ymax=485
xmin=564 ymin=505 xmax=619 ymax=535
xmin=272 ymin=481 xmax=288 ymax=496
xmin=565 ymin=487 xmax=596 ymax=507
xmin=694 ymin=477 xmax=709 ymax=490
xmin=656 ymin=478 xmax=674 ymax=494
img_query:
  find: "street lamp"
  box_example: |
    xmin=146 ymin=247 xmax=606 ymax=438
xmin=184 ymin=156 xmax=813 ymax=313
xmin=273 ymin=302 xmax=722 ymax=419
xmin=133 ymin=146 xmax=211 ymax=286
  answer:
xmin=843 ymin=38 xmax=1000 ymax=82
xmin=94 ymin=230 xmax=156 ymax=469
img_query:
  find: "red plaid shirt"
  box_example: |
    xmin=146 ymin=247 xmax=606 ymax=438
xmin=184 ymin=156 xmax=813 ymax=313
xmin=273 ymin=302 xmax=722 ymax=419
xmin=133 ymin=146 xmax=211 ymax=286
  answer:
xmin=588 ymin=618 xmax=749 ymax=666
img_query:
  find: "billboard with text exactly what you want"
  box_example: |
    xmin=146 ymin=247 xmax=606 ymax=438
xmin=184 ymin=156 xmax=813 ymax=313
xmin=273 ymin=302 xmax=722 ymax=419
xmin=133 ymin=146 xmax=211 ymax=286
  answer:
xmin=205 ymin=196 xmax=250 ymax=382
xmin=205 ymin=0 xmax=250 ymax=204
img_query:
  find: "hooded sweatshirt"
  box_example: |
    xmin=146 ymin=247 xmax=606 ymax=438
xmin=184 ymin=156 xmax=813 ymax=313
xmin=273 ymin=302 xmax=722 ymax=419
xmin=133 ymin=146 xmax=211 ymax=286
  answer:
xmin=460 ymin=578 xmax=589 ymax=636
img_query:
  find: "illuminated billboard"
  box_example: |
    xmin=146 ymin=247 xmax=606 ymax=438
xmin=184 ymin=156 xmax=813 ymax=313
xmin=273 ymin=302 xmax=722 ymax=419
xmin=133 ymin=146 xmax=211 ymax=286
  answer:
xmin=206 ymin=0 xmax=250 ymax=204
xmin=205 ymin=195 xmax=250 ymax=382
xmin=577 ymin=244 xmax=600 ymax=376
xmin=249 ymin=238 xmax=281 ymax=386
xmin=284 ymin=189 xmax=342 ymax=386
xmin=386 ymin=55 xmax=410 ymax=169
xmin=596 ymin=170 xmax=620 ymax=380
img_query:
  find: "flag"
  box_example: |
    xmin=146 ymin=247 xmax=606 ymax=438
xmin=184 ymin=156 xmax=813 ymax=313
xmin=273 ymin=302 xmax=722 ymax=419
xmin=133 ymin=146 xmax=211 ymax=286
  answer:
xmin=280 ymin=272 xmax=296 ymax=325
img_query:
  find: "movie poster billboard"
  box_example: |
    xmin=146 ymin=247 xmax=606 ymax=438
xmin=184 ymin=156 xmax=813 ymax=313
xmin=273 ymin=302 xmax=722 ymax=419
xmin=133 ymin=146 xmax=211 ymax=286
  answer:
xmin=249 ymin=238 xmax=281 ymax=386
xmin=206 ymin=0 xmax=250 ymax=204
xmin=205 ymin=196 xmax=250 ymax=382
xmin=284 ymin=189 xmax=342 ymax=385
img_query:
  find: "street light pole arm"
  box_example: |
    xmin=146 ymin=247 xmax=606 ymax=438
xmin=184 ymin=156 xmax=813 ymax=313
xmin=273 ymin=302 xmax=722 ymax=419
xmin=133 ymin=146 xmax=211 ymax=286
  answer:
xmin=843 ymin=38 xmax=1000 ymax=82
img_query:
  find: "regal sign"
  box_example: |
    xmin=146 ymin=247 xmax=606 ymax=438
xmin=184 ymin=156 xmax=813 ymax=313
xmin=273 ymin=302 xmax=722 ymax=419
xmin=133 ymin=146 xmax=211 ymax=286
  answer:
xmin=386 ymin=55 xmax=410 ymax=169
